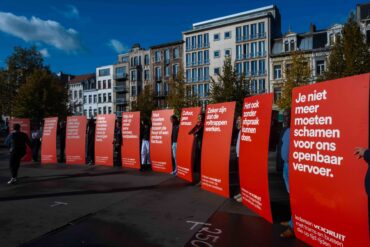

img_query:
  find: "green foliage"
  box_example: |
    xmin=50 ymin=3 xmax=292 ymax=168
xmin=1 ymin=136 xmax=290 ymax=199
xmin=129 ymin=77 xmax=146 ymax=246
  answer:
xmin=167 ymin=70 xmax=199 ymax=116
xmin=13 ymin=69 xmax=68 ymax=123
xmin=278 ymin=52 xmax=311 ymax=110
xmin=131 ymin=84 xmax=156 ymax=121
xmin=324 ymin=12 xmax=370 ymax=80
xmin=209 ymin=57 xmax=250 ymax=116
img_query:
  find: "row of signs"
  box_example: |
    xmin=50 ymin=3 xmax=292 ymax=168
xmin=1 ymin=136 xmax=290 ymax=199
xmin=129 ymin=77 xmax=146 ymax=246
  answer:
xmin=11 ymin=74 xmax=370 ymax=246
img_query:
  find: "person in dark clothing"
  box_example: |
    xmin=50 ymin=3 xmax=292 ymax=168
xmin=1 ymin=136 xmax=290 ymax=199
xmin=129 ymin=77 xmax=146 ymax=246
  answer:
xmin=189 ymin=113 xmax=205 ymax=181
xmin=5 ymin=123 xmax=32 ymax=184
xmin=140 ymin=118 xmax=151 ymax=171
xmin=31 ymin=125 xmax=42 ymax=162
xmin=86 ymin=117 xmax=95 ymax=166
xmin=354 ymin=147 xmax=370 ymax=234
xmin=113 ymin=120 xmax=122 ymax=167
xmin=58 ymin=120 xmax=66 ymax=163
xmin=170 ymin=115 xmax=180 ymax=175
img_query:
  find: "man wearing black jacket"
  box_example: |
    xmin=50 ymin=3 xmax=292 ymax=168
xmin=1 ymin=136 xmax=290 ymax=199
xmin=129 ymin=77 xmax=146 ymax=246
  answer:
xmin=5 ymin=123 xmax=32 ymax=184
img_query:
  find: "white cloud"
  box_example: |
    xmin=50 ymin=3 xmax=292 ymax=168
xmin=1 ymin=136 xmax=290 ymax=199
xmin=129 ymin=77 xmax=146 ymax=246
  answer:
xmin=108 ymin=39 xmax=127 ymax=53
xmin=58 ymin=5 xmax=80 ymax=19
xmin=0 ymin=11 xmax=83 ymax=52
xmin=39 ymin=48 xmax=50 ymax=58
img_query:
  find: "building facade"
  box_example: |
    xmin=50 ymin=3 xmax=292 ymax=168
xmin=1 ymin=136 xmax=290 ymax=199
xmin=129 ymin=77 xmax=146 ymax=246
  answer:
xmin=150 ymin=40 xmax=184 ymax=108
xmin=68 ymin=73 xmax=95 ymax=116
xmin=270 ymin=24 xmax=343 ymax=107
xmin=357 ymin=3 xmax=370 ymax=44
xmin=82 ymin=74 xmax=97 ymax=118
xmin=95 ymin=65 xmax=114 ymax=115
xmin=113 ymin=61 xmax=129 ymax=116
xmin=183 ymin=5 xmax=281 ymax=106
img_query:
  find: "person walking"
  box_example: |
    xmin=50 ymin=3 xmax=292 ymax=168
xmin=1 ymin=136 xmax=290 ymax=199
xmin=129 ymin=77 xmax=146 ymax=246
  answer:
xmin=4 ymin=123 xmax=32 ymax=184
xmin=86 ymin=117 xmax=95 ymax=166
xmin=31 ymin=125 xmax=41 ymax=162
xmin=170 ymin=115 xmax=179 ymax=175
xmin=140 ymin=118 xmax=151 ymax=171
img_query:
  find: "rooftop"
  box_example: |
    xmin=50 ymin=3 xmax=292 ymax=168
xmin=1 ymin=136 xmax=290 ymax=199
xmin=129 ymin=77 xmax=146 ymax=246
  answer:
xmin=150 ymin=40 xmax=184 ymax=49
xmin=69 ymin=73 xmax=95 ymax=84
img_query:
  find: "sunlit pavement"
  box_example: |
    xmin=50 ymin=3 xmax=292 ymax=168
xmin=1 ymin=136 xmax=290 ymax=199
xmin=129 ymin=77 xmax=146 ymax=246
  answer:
xmin=0 ymin=148 xmax=307 ymax=247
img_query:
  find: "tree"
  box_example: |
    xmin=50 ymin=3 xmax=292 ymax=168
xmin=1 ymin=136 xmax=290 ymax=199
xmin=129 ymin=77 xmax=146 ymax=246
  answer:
xmin=209 ymin=57 xmax=250 ymax=116
xmin=0 ymin=46 xmax=47 ymax=116
xmin=278 ymin=52 xmax=311 ymax=110
xmin=12 ymin=69 xmax=68 ymax=123
xmin=131 ymin=84 xmax=156 ymax=121
xmin=323 ymin=12 xmax=370 ymax=80
xmin=167 ymin=70 xmax=199 ymax=116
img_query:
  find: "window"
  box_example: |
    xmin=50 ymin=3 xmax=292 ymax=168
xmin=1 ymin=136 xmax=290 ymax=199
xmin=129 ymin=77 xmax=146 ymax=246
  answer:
xmin=192 ymin=52 xmax=197 ymax=65
xmin=198 ymin=68 xmax=204 ymax=81
xmin=243 ymin=62 xmax=250 ymax=76
xmin=204 ymin=50 xmax=209 ymax=63
xmin=144 ymin=69 xmax=150 ymax=80
xmin=192 ymin=85 xmax=198 ymax=96
xmin=258 ymin=41 xmax=265 ymax=56
xmin=274 ymin=65 xmax=282 ymax=79
xmin=258 ymin=22 xmax=265 ymax=37
xmin=155 ymin=51 xmax=161 ymax=62
xmin=236 ymin=27 xmax=242 ymax=41
xmin=144 ymin=55 xmax=150 ymax=65
xmin=103 ymin=107 xmax=106 ymax=114
xmin=251 ymin=24 xmax=257 ymax=39
xmin=191 ymin=36 xmax=197 ymax=49
xmin=131 ymin=70 xmax=137 ymax=81
xmin=173 ymin=47 xmax=180 ymax=59
xmin=329 ymin=33 xmax=335 ymax=45
xmin=258 ymin=60 xmax=265 ymax=75
xmin=258 ymin=79 xmax=265 ymax=93
xmin=236 ymin=63 xmax=242 ymax=75
xmin=186 ymin=54 xmax=191 ymax=67
xmin=155 ymin=67 xmax=161 ymax=81
xmin=93 ymin=95 xmax=97 ymax=103
xmin=251 ymin=42 xmax=257 ymax=58
xmin=116 ymin=67 xmax=126 ymax=78
xmin=108 ymin=93 xmax=112 ymax=102
xmin=98 ymin=81 xmax=101 ymax=89
xmin=213 ymin=33 xmax=220 ymax=41
xmin=214 ymin=67 xmax=220 ymax=75
xmin=98 ymin=68 xmax=110 ymax=76
xmin=236 ymin=45 xmax=242 ymax=60
xmin=224 ymin=31 xmax=231 ymax=39
xmin=290 ymin=40 xmax=295 ymax=51
xmin=316 ymin=60 xmax=325 ymax=76
xmin=198 ymin=84 xmax=204 ymax=97
xmin=173 ymin=64 xmax=179 ymax=77
xmin=121 ymin=56 xmax=129 ymax=63
xmin=284 ymin=41 xmax=289 ymax=52
xmin=186 ymin=69 xmax=191 ymax=82
xmin=243 ymin=25 xmax=249 ymax=40
xmin=204 ymin=83 xmax=209 ymax=96
xmin=251 ymin=61 xmax=257 ymax=76
xmin=204 ymin=33 xmax=209 ymax=47
xmin=165 ymin=65 xmax=170 ymax=77
xmin=103 ymin=80 xmax=106 ymax=89
xmin=225 ymin=49 xmax=231 ymax=57
xmin=131 ymin=86 xmax=137 ymax=96
xmin=192 ymin=69 xmax=197 ymax=82
xmin=88 ymin=95 xmax=92 ymax=103
xmin=274 ymin=87 xmax=282 ymax=104
xmin=98 ymin=94 xmax=101 ymax=103
xmin=83 ymin=96 xmax=87 ymax=104
xmin=93 ymin=109 xmax=97 ymax=116
xmin=186 ymin=37 xmax=191 ymax=50
xmin=164 ymin=49 xmax=170 ymax=63
xmin=251 ymin=80 xmax=258 ymax=94
xmin=197 ymin=35 xmax=203 ymax=48
xmin=198 ymin=51 xmax=203 ymax=65
xmin=214 ymin=50 xmax=220 ymax=58
xmin=103 ymin=93 xmax=107 ymax=103
xmin=108 ymin=107 xmax=112 ymax=114
xmin=79 ymin=90 xmax=82 ymax=98
xmin=108 ymin=80 xmax=111 ymax=89
xmin=73 ymin=91 xmax=77 ymax=99
xmin=204 ymin=67 xmax=209 ymax=81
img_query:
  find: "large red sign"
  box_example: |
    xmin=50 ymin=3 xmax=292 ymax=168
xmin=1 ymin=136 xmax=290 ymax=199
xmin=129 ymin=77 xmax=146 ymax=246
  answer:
xmin=176 ymin=107 xmax=202 ymax=182
xmin=41 ymin=117 xmax=58 ymax=164
xmin=9 ymin=118 xmax=32 ymax=162
xmin=65 ymin=116 xmax=87 ymax=165
xmin=239 ymin=93 xmax=273 ymax=223
xmin=95 ymin=114 xmax=115 ymax=166
xmin=290 ymin=74 xmax=369 ymax=246
xmin=121 ymin=112 xmax=141 ymax=169
xmin=150 ymin=109 xmax=174 ymax=173
xmin=201 ymin=102 xmax=236 ymax=198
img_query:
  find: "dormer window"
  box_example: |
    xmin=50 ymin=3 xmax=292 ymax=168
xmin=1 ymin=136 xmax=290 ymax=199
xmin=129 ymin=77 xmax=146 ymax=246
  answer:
xmin=284 ymin=41 xmax=289 ymax=52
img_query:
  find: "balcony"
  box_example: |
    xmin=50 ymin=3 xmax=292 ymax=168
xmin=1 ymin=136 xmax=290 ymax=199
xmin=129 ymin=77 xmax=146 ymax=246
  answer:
xmin=115 ymin=98 xmax=128 ymax=105
xmin=154 ymin=91 xmax=168 ymax=98
xmin=114 ymin=73 xmax=128 ymax=81
xmin=114 ymin=85 xmax=129 ymax=93
xmin=155 ymin=76 xmax=162 ymax=82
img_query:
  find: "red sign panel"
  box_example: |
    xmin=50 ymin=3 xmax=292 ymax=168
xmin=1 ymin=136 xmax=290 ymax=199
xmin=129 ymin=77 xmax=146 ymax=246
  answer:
xmin=121 ymin=112 xmax=141 ymax=169
xmin=41 ymin=117 xmax=58 ymax=164
xmin=290 ymin=74 xmax=369 ymax=246
xmin=150 ymin=109 xmax=174 ymax=173
xmin=9 ymin=118 xmax=32 ymax=162
xmin=239 ymin=93 xmax=273 ymax=223
xmin=95 ymin=114 xmax=115 ymax=166
xmin=65 ymin=116 xmax=87 ymax=165
xmin=176 ymin=107 xmax=202 ymax=182
xmin=201 ymin=102 xmax=236 ymax=198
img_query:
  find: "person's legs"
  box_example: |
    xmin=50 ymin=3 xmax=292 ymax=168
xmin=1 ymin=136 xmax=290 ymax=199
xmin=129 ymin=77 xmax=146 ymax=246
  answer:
xmin=141 ymin=140 xmax=146 ymax=165
xmin=172 ymin=143 xmax=177 ymax=173
xmin=283 ymin=162 xmax=290 ymax=193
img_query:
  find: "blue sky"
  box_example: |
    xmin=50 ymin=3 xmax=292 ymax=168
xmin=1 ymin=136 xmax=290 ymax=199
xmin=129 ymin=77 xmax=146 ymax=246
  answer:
xmin=0 ymin=0 xmax=363 ymax=75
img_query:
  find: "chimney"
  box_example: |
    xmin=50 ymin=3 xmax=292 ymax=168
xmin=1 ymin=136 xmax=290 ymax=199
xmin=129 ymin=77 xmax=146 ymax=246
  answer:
xmin=310 ymin=23 xmax=317 ymax=33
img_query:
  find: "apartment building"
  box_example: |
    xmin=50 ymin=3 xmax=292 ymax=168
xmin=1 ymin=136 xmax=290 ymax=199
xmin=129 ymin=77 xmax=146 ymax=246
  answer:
xmin=150 ymin=40 xmax=184 ymax=108
xmin=68 ymin=73 xmax=94 ymax=116
xmin=183 ymin=5 xmax=281 ymax=106
xmin=95 ymin=65 xmax=114 ymax=115
xmin=113 ymin=61 xmax=129 ymax=116
xmin=357 ymin=3 xmax=370 ymax=44
xmin=82 ymin=74 xmax=98 ymax=118
xmin=270 ymin=24 xmax=343 ymax=107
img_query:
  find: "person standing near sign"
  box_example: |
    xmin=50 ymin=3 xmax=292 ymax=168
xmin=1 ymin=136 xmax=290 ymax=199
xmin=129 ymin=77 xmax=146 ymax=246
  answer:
xmin=189 ymin=113 xmax=205 ymax=182
xmin=140 ymin=118 xmax=151 ymax=171
xmin=57 ymin=120 xmax=66 ymax=163
xmin=86 ymin=117 xmax=95 ymax=166
xmin=113 ymin=120 xmax=122 ymax=167
xmin=354 ymin=147 xmax=370 ymax=234
xmin=31 ymin=125 xmax=42 ymax=162
xmin=4 ymin=123 xmax=32 ymax=184
xmin=170 ymin=115 xmax=179 ymax=175
xmin=280 ymin=108 xmax=294 ymax=238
